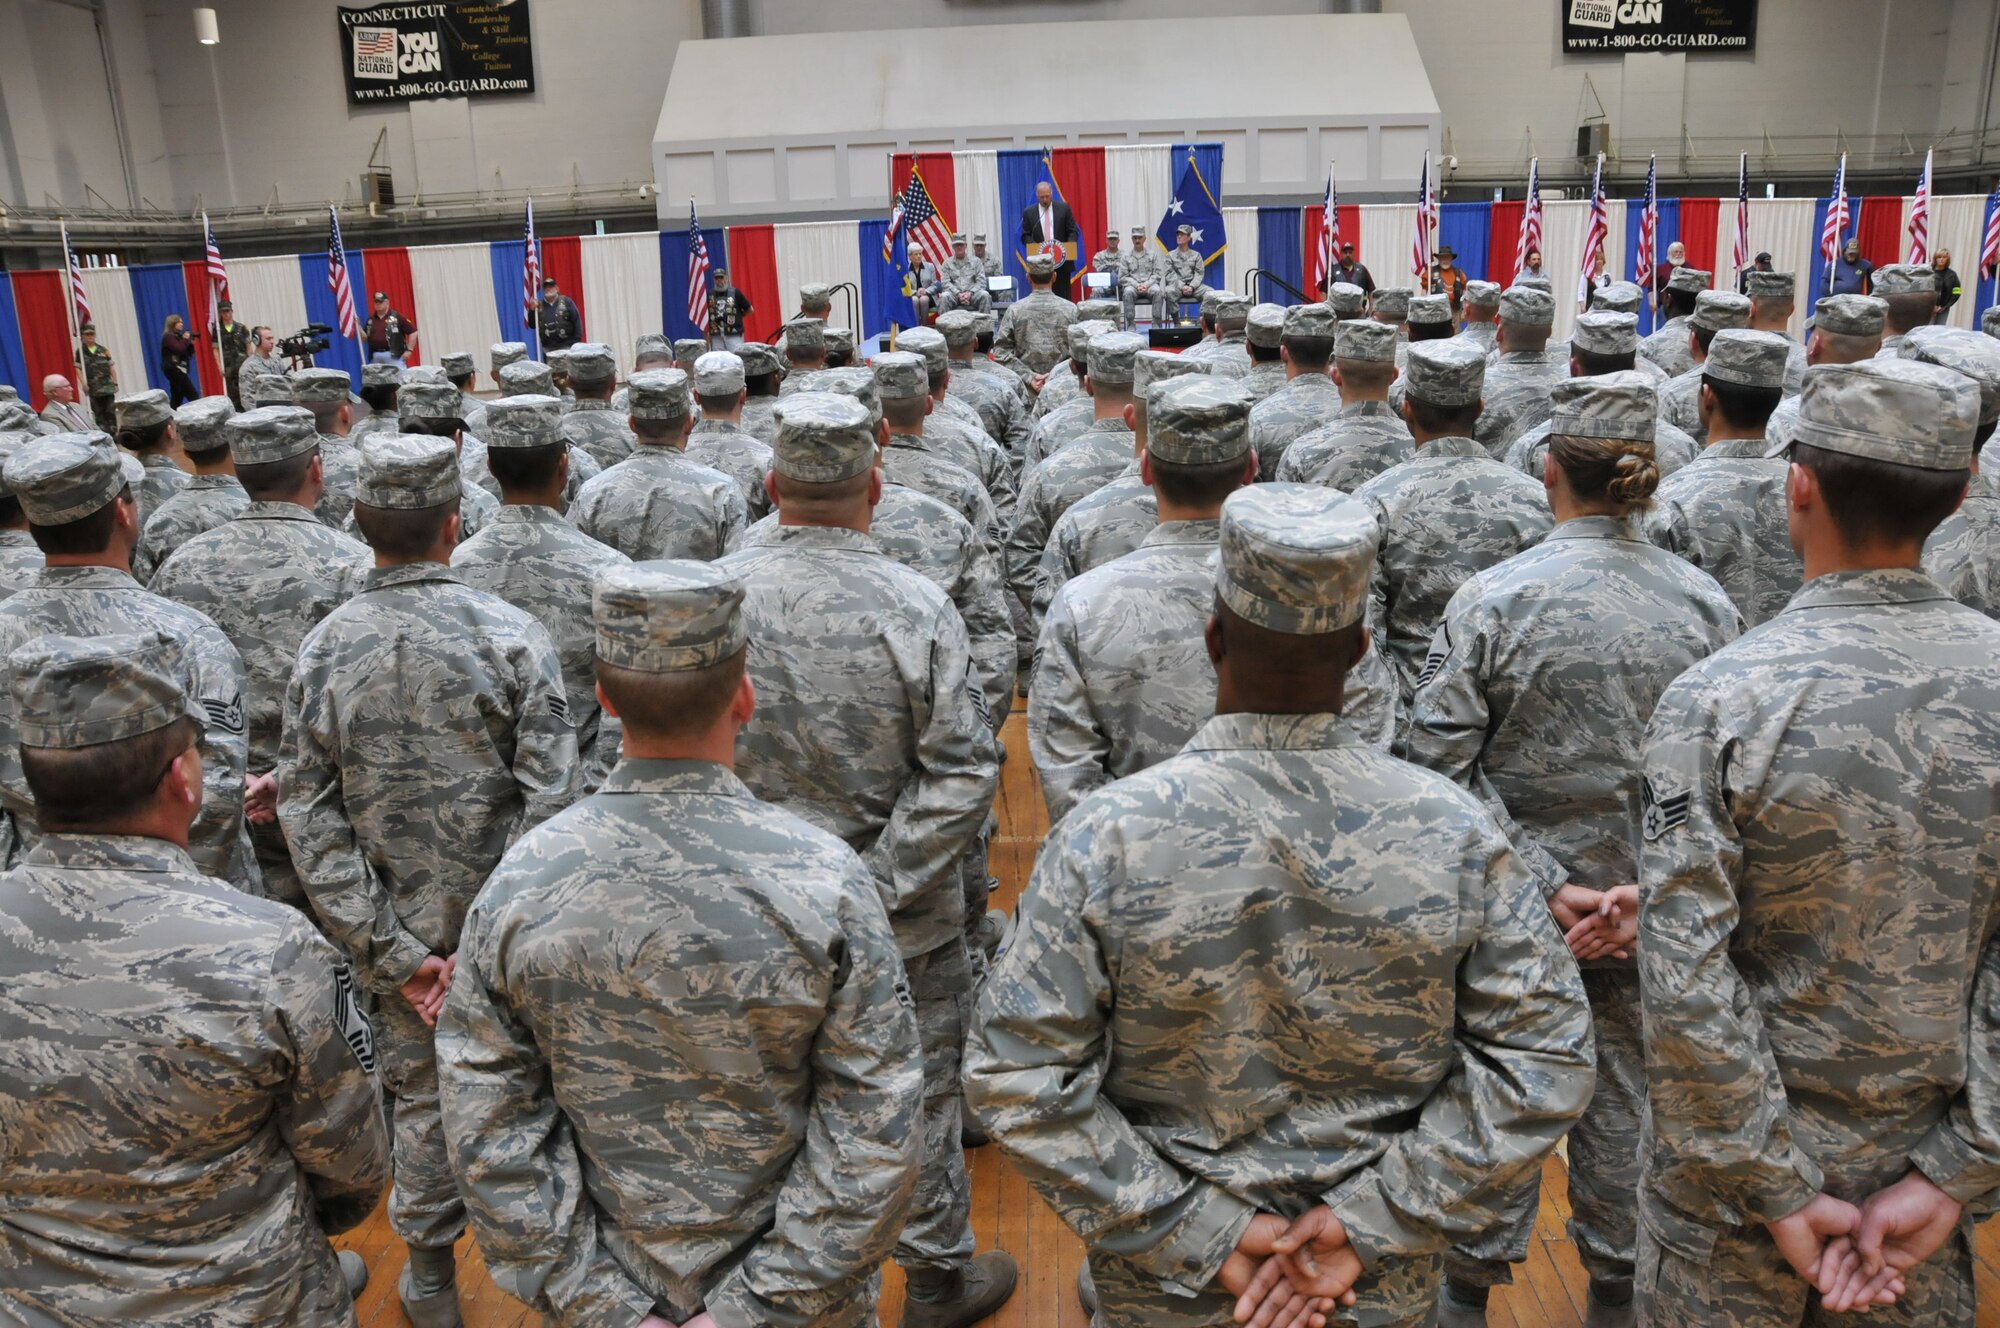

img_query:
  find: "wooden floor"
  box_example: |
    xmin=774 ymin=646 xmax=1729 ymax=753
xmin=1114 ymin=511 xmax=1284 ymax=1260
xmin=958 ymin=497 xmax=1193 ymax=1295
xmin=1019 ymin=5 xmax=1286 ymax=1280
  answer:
xmin=335 ymin=709 xmax=2000 ymax=1326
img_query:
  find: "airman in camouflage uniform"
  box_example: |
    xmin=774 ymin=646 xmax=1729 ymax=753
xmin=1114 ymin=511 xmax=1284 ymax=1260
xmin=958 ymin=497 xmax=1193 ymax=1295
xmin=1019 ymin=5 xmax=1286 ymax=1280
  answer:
xmin=1355 ymin=341 xmax=1554 ymax=712
xmin=1032 ymin=351 xmax=1208 ymax=616
xmin=1762 ymin=295 xmax=1886 ymax=453
xmin=683 ymin=351 xmax=775 ymax=520
xmin=352 ymin=363 xmax=404 ymax=444
xmin=937 ymin=312 xmax=1033 ymax=466
xmin=0 ymin=432 xmax=258 ymax=893
xmin=778 ymin=318 xmax=827 ymax=398
xmin=939 ymin=232 xmax=993 ymax=314
xmin=78 ymin=322 xmax=118 ymax=428
xmin=1473 ymin=286 xmax=1567 ymax=455
xmin=1501 ymin=314 xmax=1701 ymax=481
xmin=1405 ymin=375 xmax=1740 ymax=1327
xmin=1022 ymin=321 xmax=1116 ymax=470
xmin=607 ymin=334 xmax=673 ymax=415
xmin=967 ymin=483 xmax=1596 ymax=1328
xmin=1241 ymin=303 xmax=1290 ymax=402
xmin=114 ymin=389 xmax=190 ymax=524
xmin=450 ymin=395 xmax=632 ymax=788
xmin=150 ymin=406 xmax=371 ymax=909
xmin=1274 ymin=319 xmax=1415 ymax=490
xmin=1117 ymin=225 xmax=1168 ymax=328
xmin=1657 ymin=291 xmax=1753 ymax=445
xmin=1460 ymin=280 xmax=1502 ymax=354
xmin=874 ymin=353 xmax=1003 ymax=550
xmin=1087 ymin=228 xmax=1124 ymax=298
xmin=1639 ymin=267 xmax=1710 ymax=378
xmin=1645 ymin=330 xmax=1803 ymax=628
xmin=281 ymin=432 xmax=577 ymax=1327
xmin=1589 ymin=282 xmax=1669 ymax=386
xmin=1162 ymin=223 xmax=1211 ymax=316
xmin=1636 ymin=358 xmax=2000 ymax=1328
xmin=1741 ymin=270 xmax=1808 ymax=394
xmin=897 ymin=326 xmax=1020 ymax=525
xmin=995 ymin=253 xmax=1079 ymax=379
xmin=0 ymin=433 xmax=44 ymax=598
xmin=718 ymin=393 xmax=1014 ymax=1328
xmin=0 ymin=631 xmax=388 ymax=1328
xmin=392 ymin=380 xmax=499 ymax=542
xmin=572 ymin=370 xmax=747 ymax=561
xmin=1245 ymin=305 xmax=1343 ymax=478
xmin=1871 ymin=263 xmax=1938 ymax=358
xmin=437 ymin=561 xmax=924 ymax=1328
xmin=738 ymin=341 xmax=785 ymax=444
xmin=133 ymin=395 xmax=247 ymax=583
xmin=490 ymin=359 xmax=602 ymax=511
xmin=1908 ymin=326 xmax=2000 ymax=619
xmin=289 ymin=368 xmax=366 ymax=529
xmin=1193 ymin=293 xmax=1253 ymax=379
xmin=557 ymin=343 xmax=639 ymax=468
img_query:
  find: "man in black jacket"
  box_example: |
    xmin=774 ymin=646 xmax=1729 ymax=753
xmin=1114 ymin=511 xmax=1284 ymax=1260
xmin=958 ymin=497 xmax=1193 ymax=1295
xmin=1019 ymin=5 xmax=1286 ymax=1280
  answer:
xmin=1020 ymin=181 xmax=1080 ymax=299
xmin=364 ymin=291 xmax=417 ymax=367
xmin=534 ymin=278 xmax=583 ymax=352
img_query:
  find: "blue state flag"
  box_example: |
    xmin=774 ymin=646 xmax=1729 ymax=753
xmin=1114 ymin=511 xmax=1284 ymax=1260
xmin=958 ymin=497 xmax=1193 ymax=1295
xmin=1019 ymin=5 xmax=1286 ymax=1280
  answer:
xmin=1157 ymin=149 xmax=1227 ymax=270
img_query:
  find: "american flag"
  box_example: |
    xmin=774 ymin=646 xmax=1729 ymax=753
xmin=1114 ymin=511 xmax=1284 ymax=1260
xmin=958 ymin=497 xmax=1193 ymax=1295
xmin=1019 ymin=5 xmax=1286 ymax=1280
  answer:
xmin=1410 ymin=151 xmax=1435 ymax=281
xmin=686 ymin=200 xmax=711 ymax=333
xmin=1578 ymin=153 xmax=1609 ymax=309
xmin=522 ymin=199 xmax=542 ymax=329
xmin=884 ymin=168 xmax=952 ymax=268
xmin=62 ymin=222 xmax=90 ymax=327
xmin=203 ymin=210 xmax=229 ymax=330
xmin=1980 ymin=175 xmax=2000 ymax=278
xmin=1636 ymin=155 xmax=1659 ymax=301
xmin=1908 ymin=146 xmax=1934 ymax=264
xmin=327 ymin=206 xmax=358 ymax=339
xmin=1317 ymin=168 xmax=1340 ymax=286
xmin=1820 ymin=153 xmax=1850 ymax=267
xmin=355 ymin=28 xmax=396 ymax=59
xmin=1516 ymin=156 xmax=1542 ymax=279
xmin=1729 ymin=154 xmax=1751 ymax=277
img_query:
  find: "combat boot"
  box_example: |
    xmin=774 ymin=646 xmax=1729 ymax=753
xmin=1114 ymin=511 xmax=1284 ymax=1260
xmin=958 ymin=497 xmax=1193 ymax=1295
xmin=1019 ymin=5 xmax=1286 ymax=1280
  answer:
xmin=1584 ymin=1278 xmax=1635 ymax=1328
xmin=1437 ymin=1276 xmax=1489 ymax=1328
xmin=900 ymin=1251 xmax=1019 ymax=1328
xmin=337 ymin=1249 xmax=369 ymax=1296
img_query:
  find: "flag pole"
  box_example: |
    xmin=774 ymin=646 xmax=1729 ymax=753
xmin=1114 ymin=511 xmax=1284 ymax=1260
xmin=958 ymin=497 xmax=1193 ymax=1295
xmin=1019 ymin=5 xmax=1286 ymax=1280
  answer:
xmin=202 ymin=211 xmax=227 ymax=392
xmin=58 ymin=221 xmax=83 ymax=394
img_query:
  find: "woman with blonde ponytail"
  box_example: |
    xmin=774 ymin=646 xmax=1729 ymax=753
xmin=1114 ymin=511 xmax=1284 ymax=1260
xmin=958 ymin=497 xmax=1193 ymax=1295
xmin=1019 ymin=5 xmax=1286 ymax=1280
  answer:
xmin=1403 ymin=371 xmax=1745 ymax=1328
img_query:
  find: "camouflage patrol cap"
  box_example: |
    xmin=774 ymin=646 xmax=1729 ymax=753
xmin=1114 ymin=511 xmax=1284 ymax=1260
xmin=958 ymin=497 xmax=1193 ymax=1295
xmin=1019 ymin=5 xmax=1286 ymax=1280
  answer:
xmin=118 ymin=453 xmax=144 ymax=491
xmin=1212 ymin=294 xmax=1251 ymax=329
xmin=872 ymin=351 xmax=929 ymax=401
xmin=1133 ymin=349 xmax=1209 ymax=395
xmin=896 ymin=326 xmax=949 ymax=373
xmin=1571 ymin=311 xmax=1640 ymax=358
xmin=1778 ymin=358 xmax=1977 ymax=470
xmin=1515 ymin=273 xmax=1555 ymax=293
xmin=1408 ymin=294 xmax=1453 ymax=327
xmin=1371 ymin=287 xmax=1412 ymax=320
xmin=594 ymin=560 xmax=747 ymax=675
xmin=799 ymin=282 xmax=834 ymax=310
xmin=1066 ymin=320 xmax=1115 ymax=361
xmin=0 ymin=431 xmax=32 ymax=499
xmin=0 ymin=402 xmax=31 ymax=431
xmin=811 ymin=368 xmax=882 ymax=429
xmin=401 ymin=365 xmax=447 ymax=386
xmin=7 ymin=432 xmax=127 ymax=524
xmin=1335 ymin=319 xmax=1398 ymax=364
xmin=772 ymin=391 xmax=877 ymax=483
xmin=1176 ymin=224 xmax=1194 ymax=237
xmin=694 ymin=351 xmax=746 ymax=397
xmin=499 ymin=360 xmax=557 ymax=396
xmin=631 ymin=334 xmax=672 ymax=364
xmin=440 ymin=351 xmax=477 ymax=378
xmin=1590 ymin=281 xmax=1643 ymax=315
xmin=1246 ymin=304 xmax=1287 ymax=348
xmin=480 ymin=395 xmax=566 ymax=450
xmin=115 ymin=389 xmax=173 ymax=431
xmin=1283 ymin=304 xmax=1339 ymax=340
xmin=565 ymin=344 xmax=617 ymax=386
xmin=783 ymin=319 xmax=826 ymax=356
xmin=1103 ymin=228 xmax=1117 ymax=241
xmin=933 ymin=312 xmax=980 ymax=350
xmin=288 ymin=368 xmax=351 ymax=407
xmin=737 ymin=342 xmax=782 ymax=377
xmin=627 ymin=369 xmax=692 ymax=422
xmin=1691 ymin=290 xmax=1752 ymax=333
xmin=1899 ymin=325 xmax=2000 ymax=427
xmin=1077 ymin=299 xmax=1122 ymax=325
xmin=824 ymin=328 xmax=855 ymax=359
xmin=1404 ymin=339 xmax=1487 ymax=407
xmin=1744 ymin=270 xmax=1796 ymax=301
xmin=11 ymin=631 xmax=204 ymax=750
xmin=1086 ymin=332 xmax=1143 ymax=386
xmin=1025 ymin=253 xmax=1057 ymax=279
xmin=1326 ymin=282 xmax=1367 ymax=318
xmin=1814 ymin=294 xmax=1887 ymax=337
xmin=953 ymin=233 xmax=969 ymax=245
xmin=673 ymin=338 xmax=709 ymax=364
xmin=1147 ymin=376 xmax=1253 ymax=465
xmin=1463 ymin=280 xmax=1503 ymax=311
xmin=546 ymin=349 xmax=571 ymax=377
xmin=1130 ymin=226 xmax=1146 ymax=238
xmin=1217 ymin=483 xmax=1377 ymax=633
xmin=1499 ymin=286 xmax=1555 ymax=327
xmin=490 ymin=342 xmax=529 ymax=370
xmin=1984 ymin=306 xmax=2000 ymax=338
xmin=1703 ymin=329 xmax=1791 ymax=390
xmin=0 ymin=387 xmax=17 ymax=403
xmin=1871 ymin=264 xmax=1935 ymax=298
xmin=1666 ymin=267 xmax=1712 ymax=295
xmin=174 ymin=396 xmax=235 ymax=452
xmin=398 ymin=381 xmax=463 ymax=420
xmin=1196 ymin=289 xmax=1223 ymax=319
xmin=1549 ymin=371 xmax=1658 ymax=443
xmin=361 ymin=363 xmax=400 ymax=389
xmin=224 ymin=406 xmax=320 ymax=466
xmin=356 ymin=433 xmax=461 ymax=510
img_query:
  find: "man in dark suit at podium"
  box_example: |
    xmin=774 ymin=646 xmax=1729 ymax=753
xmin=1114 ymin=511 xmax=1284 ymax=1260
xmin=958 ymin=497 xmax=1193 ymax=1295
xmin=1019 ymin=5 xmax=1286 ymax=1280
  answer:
xmin=1020 ymin=181 xmax=1080 ymax=299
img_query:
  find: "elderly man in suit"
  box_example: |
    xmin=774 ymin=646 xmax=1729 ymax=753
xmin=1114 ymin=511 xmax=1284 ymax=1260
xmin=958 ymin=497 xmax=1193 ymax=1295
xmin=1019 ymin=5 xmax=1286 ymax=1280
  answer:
xmin=1020 ymin=181 xmax=1080 ymax=300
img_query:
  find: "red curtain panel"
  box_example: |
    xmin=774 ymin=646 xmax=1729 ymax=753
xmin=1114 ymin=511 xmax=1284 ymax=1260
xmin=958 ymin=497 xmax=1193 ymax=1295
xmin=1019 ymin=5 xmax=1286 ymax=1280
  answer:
xmin=724 ymin=224 xmax=784 ymax=344
xmin=12 ymin=270 xmax=75 ymax=410
xmin=359 ymin=246 xmax=421 ymax=364
xmin=539 ymin=234 xmax=585 ymax=342
xmin=180 ymin=260 xmax=226 ymax=397
xmin=1488 ymin=201 xmax=1525 ymax=288
xmin=1854 ymin=196 xmax=1907 ymax=268
xmin=1050 ymin=146 xmax=1108 ymax=293
xmin=1677 ymin=198 xmax=1721 ymax=274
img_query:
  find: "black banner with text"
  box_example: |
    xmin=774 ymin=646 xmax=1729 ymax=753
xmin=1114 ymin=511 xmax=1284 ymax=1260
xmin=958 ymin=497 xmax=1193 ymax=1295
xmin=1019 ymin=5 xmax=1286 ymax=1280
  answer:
xmin=339 ymin=1 xmax=534 ymax=105
xmin=1562 ymin=0 xmax=1756 ymax=54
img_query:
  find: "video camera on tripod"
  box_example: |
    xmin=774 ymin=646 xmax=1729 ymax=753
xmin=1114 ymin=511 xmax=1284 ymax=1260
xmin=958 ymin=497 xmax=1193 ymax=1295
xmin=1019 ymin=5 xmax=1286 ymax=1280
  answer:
xmin=279 ymin=324 xmax=335 ymax=369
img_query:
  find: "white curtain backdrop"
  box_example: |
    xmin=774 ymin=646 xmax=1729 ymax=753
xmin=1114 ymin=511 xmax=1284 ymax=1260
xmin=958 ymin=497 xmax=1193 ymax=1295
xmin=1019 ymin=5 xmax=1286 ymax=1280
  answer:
xmin=577 ymin=232 xmax=663 ymax=376
xmin=771 ymin=221 xmax=863 ymax=331
xmin=1105 ymin=144 xmax=1174 ymax=251
xmin=1357 ymin=204 xmax=1415 ymax=285
xmin=408 ymin=243 xmax=503 ymax=375
xmin=952 ymin=151 xmax=1002 ymax=254
xmin=1737 ymin=199 xmax=1818 ymax=338
xmin=80 ymin=269 xmax=146 ymax=399
xmin=225 ymin=257 xmax=309 ymax=351
xmin=1928 ymin=193 xmax=1988 ymax=328
xmin=1222 ymin=208 xmax=1259 ymax=296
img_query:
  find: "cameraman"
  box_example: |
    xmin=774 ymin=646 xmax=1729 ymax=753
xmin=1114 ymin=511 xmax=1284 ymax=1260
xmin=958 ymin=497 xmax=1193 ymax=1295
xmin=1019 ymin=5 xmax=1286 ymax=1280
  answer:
xmin=236 ymin=326 xmax=289 ymax=406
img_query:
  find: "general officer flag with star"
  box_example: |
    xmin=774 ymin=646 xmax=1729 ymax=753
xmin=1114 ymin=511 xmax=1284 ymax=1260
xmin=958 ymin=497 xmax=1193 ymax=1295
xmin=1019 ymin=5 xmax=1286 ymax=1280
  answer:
xmin=1157 ymin=148 xmax=1227 ymax=277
